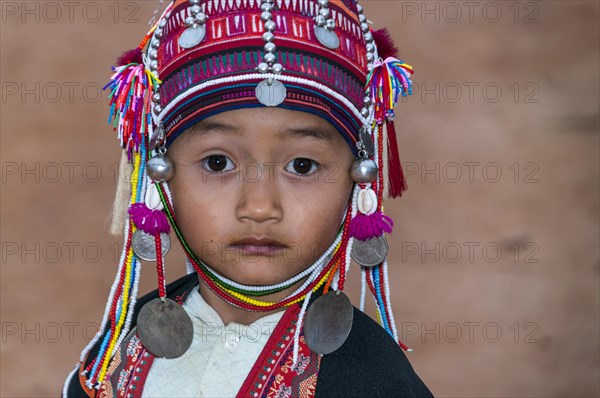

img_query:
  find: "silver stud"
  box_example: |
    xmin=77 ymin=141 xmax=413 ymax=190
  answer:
xmin=159 ymin=19 xmax=167 ymax=28
xmin=349 ymin=158 xmax=378 ymax=183
xmin=272 ymin=63 xmax=283 ymax=74
xmin=185 ymin=16 xmax=195 ymax=27
xmin=153 ymin=104 xmax=163 ymax=115
xmin=318 ymin=0 xmax=328 ymax=6
xmin=361 ymin=22 xmax=369 ymax=32
xmin=366 ymin=52 xmax=374 ymax=62
xmin=315 ymin=15 xmax=326 ymax=26
xmin=260 ymin=2 xmax=273 ymax=11
xmin=356 ymin=4 xmax=363 ymax=13
xmin=319 ymin=8 xmax=330 ymax=18
xmin=264 ymin=42 xmax=276 ymax=53
xmin=151 ymin=39 xmax=160 ymax=49
xmin=325 ymin=19 xmax=336 ymax=29
xmin=363 ymin=95 xmax=372 ymax=106
xmin=264 ymin=53 xmax=276 ymax=63
xmin=154 ymin=29 xmax=163 ymax=39
xmin=366 ymin=43 xmax=375 ymax=53
xmin=364 ymin=32 xmax=373 ymax=43
xmin=359 ymin=14 xmax=367 ymax=23
xmin=150 ymin=60 xmax=159 ymax=70
xmin=195 ymin=13 xmax=207 ymax=23
xmin=149 ymin=50 xmax=158 ymax=60
xmin=360 ymin=108 xmax=369 ymax=117
xmin=262 ymin=32 xmax=274 ymax=42
xmin=264 ymin=20 xmax=276 ymax=31
xmin=152 ymin=93 xmax=161 ymax=103
xmin=257 ymin=62 xmax=269 ymax=73
xmin=261 ymin=11 xmax=272 ymax=22
xmin=190 ymin=0 xmax=200 ymax=4
xmin=190 ymin=5 xmax=201 ymax=14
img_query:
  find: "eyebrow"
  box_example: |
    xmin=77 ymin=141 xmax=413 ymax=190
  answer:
xmin=186 ymin=120 xmax=336 ymax=143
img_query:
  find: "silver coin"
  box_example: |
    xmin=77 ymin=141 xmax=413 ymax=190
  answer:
xmin=178 ymin=25 xmax=206 ymax=49
xmin=132 ymin=230 xmax=171 ymax=261
xmin=137 ymin=298 xmax=194 ymax=358
xmin=314 ymin=26 xmax=340 ymax=50
xmin=350 ymin=235 xmax=388 ymax=267
xmin=255 ymin=79 xmax=286 ymax=106
xmin=303 ymin=291 xmax=353 ymax=354
xmin=359 ymin=126 xmax=374 ymax=157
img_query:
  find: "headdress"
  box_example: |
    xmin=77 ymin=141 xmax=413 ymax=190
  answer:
xmin=78 ymin=0 xmax=413 ymax=388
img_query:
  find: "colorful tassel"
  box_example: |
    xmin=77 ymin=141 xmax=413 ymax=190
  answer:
xmin=365 ymin=57 xmax=413 ymax=124
xmin=128 ymin=203 xmax=170 ymax=235
xmin=349 ymin=211 xmax=394 ymax=241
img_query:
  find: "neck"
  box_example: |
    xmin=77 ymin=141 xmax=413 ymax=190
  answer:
xmin=197 ymin=276 xmax=306 ymax=325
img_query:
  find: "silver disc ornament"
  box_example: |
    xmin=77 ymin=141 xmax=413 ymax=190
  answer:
xmin=132 ymin=230 xmax=171 ymax=261
xmin=303 ymin=291 xmax=353 ymax=354
xmin=351 ymin=235 xmax=389 ymax=267
xmin=137 ymin=298 xmax=194 ymax=358
xmin=255 ymin=79 xmax=286 ymax=106
xmin=314 ymin=26 xmax=340 ymax=50
xmin=179 ymin=25 xmax=206 ymax=49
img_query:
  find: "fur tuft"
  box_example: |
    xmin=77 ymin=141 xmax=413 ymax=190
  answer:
xmin=116 ymin=48 xmax=143 ymax=66
xmin=372 ymin=29 xmax=399 ymax=59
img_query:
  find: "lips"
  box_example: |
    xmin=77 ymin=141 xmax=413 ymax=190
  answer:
xmin=229 ymin=237 xmax=287 ymax=256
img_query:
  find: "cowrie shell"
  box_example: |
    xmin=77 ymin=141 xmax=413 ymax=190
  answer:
xmin=357 ymin=188 xmax=377 ymax=215
xmin=145 ymin=183 xmax=164 ymax=211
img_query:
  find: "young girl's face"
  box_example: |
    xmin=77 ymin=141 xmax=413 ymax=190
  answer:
xmin=168 ymin=107 xmax=355 ymax=286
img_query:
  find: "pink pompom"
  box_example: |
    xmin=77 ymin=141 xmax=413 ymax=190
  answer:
xmin=117 ymin=48 xmax=143 ymax=66
xmin=128 ymin=203 xmax=170 ymax=235
xmin=349 ymin=211 xmax=394 ymax=241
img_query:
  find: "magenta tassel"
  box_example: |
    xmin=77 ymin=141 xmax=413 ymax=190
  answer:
xmin=372 ymin=28 xmax=399 ymax=60
xmin=117 ymin=48 xmax=143 ymax=66
xmin=349 ymin=211 xmax=394 ymax=241
xmin=128 ymin=203 xmax=170 ymax=235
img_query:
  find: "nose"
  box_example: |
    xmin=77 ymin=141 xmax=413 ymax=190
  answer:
xmin=235 ymin=167 xmax=283 ymax=224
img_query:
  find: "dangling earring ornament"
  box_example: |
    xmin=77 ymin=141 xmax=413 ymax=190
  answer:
xmin=179 ymin=0 xmax=208 ymax=49
xmin=132 ymin=132 xmax=194 ymax=359
xmin=314 ymin=0 xmax=340 ymax=50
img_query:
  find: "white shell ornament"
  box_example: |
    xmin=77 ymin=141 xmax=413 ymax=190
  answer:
xmin=145 ymin=183 xmax=164 ymax=211
xmin=357 ymin=188 xmax=377 ymax=215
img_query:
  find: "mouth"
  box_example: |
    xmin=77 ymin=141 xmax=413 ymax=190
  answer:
xmin=228 ymin=237 xmax=287 ymax=256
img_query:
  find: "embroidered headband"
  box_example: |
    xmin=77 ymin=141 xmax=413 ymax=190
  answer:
xmin=77 ymin=0 xmax=414 ymax=389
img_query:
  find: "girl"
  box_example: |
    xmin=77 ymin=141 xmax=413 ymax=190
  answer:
xmin=63 ymin=0 xmax=433 ymax=396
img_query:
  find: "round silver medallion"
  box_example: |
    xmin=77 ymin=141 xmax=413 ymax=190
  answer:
xmin=255 ymin=79 xmax=286 ymax=106
xmin=179 ymin=25 xmax=206 ymax=49
xmin=303 ymin=291 xmax=353 ymax=354
xmin=350 ymin=235 xmax=389 ymax=267
xmin=132 ymin=230 xmax=171 ymax=261
xmin=314 ymin=26 xmax=340 ymax=50
xmin=137 ymin=298 xmax=194 ymax=358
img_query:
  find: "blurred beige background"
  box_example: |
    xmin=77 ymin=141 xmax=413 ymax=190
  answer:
xmin=1 ymin=0 xmax=598 ymax=397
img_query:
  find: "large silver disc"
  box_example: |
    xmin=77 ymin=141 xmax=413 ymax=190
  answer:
xmin=314 ymin=26 xmax=340 ymax=50
xmin=132 ymin=230 xmax=171 ymax=262
xmin=255 ymin=79 xmax=287 ymax=106
xmin=179 ymin=25 xmax=206 ymax=49
xmin=137 ymin=298 xmax=194 ymax=358
xmin=303 ymin=291 xmax=353 ymax=354
xmin=350 ymin=235 xmax=388 ymax=267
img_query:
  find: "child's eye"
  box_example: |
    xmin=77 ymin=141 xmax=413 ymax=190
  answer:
xmin=201 ymin=154 xmax=235 ymax=173
xmin=285 ymin=158 xmax=320 ymax=176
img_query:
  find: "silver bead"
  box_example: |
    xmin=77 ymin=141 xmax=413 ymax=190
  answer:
xmin=364 ymin=32 xmax=373 ymax=43
xmin=361 ymin=22 xmax=369 ymax=32
xmin=190 ymin=5 xmax=201 ymax=14
xmin=261 ymin=11 xmax=272 ymax=22
xmin=272 ymin=63 xmax=283 ymax=74
xmin=260 ymin=2 xmax=273 ymax=11
xmin=257 ymin=62 xmax=269 ymax=73
xmin=154 ymin=29 xmax=163 ymax=39
xmin=195 ymin=13 xmax=207 ymax=23
xmin=360 ymin=107 xmax=369 ymax=117
xmin=190 ymin=0 xmax=200 ymax=4
xmin=262 ymin=31 xmax=274 ymax=42
xmin=152 ymin=93 xmax=161 ymax=103
xmin=366 ymin=43 xmax=375 ymax=53
xmin=153 ymin=104 xmax=163 ymax=115
xmin=359 ymin=14 xmax=367 ymax=23
xmin=315 ymin=15 xmax=326 ymax=26
xmin=149 ymin=60 xmax=159 ymax=70
xmin=366 ymin=52 xmax=374 ymax=62
xmin=264 ymin=53 xmax=276 ymax=64
xmin=264 ymin=42 xmax=276 ymax=53
xmin=149 ymin=49 xmax=158 ymax=60
xmin=319 ymin=8 xmax=330 ymax=18
xmin=147 ymin=155 xmax=175 ymax=182
xmin=325 ymin=19 xmax=336 ymax=29
xmin=356 ymin=3 xmax=363 ymax=13
xmin=318 ymin=0 xmax=328 ymax=6
xmin=349 ymin=158 xmax=378 ymax=183
xmin=151 ymin=39 xmax=160 ymax=49
xmin=159 ymin=19 xmax=167 ymax=28
xmin=264 ymin=20 xmax=276 ymax=31
xmin=363 ymin=95 xmax=372 ymax=106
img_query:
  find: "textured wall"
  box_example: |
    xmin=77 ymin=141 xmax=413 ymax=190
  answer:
xmin=1 ymin=1 xmax=598 ymax=396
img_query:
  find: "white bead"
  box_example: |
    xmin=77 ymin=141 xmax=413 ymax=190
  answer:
xmin=357 ymin=188 xmax=377 ymax=215
xmin=145 ymin=183 xmax=164 ymax=211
